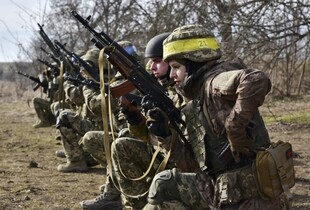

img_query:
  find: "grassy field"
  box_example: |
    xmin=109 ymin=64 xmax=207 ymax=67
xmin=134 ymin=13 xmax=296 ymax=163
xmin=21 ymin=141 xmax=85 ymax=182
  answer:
xmin=0 ymin=81 xmax=309 ymax=209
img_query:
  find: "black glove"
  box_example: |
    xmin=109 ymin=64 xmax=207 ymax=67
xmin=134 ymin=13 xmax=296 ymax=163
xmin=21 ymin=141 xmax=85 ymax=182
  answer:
xmin=119 ymin=95 xmax=145 ymax=125
xmin=146 ymin=107 xmax=171 ymax=138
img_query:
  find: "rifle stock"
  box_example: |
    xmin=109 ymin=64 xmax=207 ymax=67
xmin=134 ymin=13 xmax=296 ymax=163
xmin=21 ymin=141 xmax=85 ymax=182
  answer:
xmin=72 ymin=10 xmax=187 ymax=143
xmin=64 ymin=74 xmax=136 ymax=99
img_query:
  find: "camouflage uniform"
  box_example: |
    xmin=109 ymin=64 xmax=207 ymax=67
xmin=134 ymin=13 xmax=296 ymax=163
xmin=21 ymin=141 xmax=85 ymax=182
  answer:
xmin=79 ymin=84 xmax=143 ymax=210
xmin=80 ymin=41 xmax=145 ymax=210
xmin=78 ymin=95 xmax=125 ymax=168
xmin=79 ymin=42 xmax=143 ymax=168
xmin=80 ymin=36 xmax=182 ymax=209
xmin=32 ymin=70 xmax=58 ymax=128
xmin=56 ymin=48 xmax=107 ymax=172
xmin=32 ymin=97 xmax=55 ymax=128
xmin=56 ymin=81 xmax=87 ymax=171
xmin=104 ymin=34 xmax=188 ymax=210
xmin=110 ymin=77 xmax=185 ymax=210
xmin=143 ymin=25 xmax=291 ymax=210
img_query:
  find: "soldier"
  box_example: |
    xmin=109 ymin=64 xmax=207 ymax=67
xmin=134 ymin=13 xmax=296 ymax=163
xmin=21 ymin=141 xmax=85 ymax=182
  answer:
xmin=79 ymin=33 xmax=187 ymax=210
xmin=56 ymin=48 xmax=105 ymax=172
xmin=142 ymin=25 xmax=291 ymax=210
xmin=32 ymin=64 xmax=59 ymax=128
xmin=79 ymin=41 xmax=143 ymax=210
xmin=145 ymin=32 xmax=185 ymax=108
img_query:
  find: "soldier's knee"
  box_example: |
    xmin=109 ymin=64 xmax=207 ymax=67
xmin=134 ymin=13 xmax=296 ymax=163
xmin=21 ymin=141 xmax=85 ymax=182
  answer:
xmin=147 ymin=169 xmax=178 ymax=205
xmin=111 ymin=137 xmax=127 ymax=150
xmin=32 ymin=97 xmax=39 ymax=103
xmin=56 ymin=110 xmax=76 ymax=129
xmin=79 ymin=131 xmax=101 ymax=148
xmin=32 ymin=97 xmax=41 ymax=108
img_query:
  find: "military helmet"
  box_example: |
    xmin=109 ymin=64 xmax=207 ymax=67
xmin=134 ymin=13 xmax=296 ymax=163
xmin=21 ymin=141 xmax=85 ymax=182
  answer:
xmin=47 ymin=62 xmax=58 ymax=70
xmin=145 ymin=32 xmax=171 ymax=58
xmin=163 ymin=25 xmax=222 ymax=62
xmin=75 ymin=49 xmax=87 ymax=57
xmin=81 ymin=48 xmax=100 ymax=68
xmin=118 ymin=40 xmax=138 ymax=57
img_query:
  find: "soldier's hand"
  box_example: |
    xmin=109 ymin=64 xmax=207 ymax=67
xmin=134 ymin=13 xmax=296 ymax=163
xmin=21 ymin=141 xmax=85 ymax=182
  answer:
xmin=146 ymin=107 xmax=171 ymax=138
xmin=119 ymin=95 xmax=145 ymax=125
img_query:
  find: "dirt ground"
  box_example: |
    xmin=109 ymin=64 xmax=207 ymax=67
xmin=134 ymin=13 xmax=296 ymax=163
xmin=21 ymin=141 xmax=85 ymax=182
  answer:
xmin=0 ymin=81 xmax=309 ymax=210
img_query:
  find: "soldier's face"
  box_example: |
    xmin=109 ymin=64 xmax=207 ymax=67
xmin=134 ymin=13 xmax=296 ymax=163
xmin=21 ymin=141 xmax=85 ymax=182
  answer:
xmin=149 ymin=57 xmax=169 ymax=78
xmin=169 ymin=60 xmax=186 ymax=87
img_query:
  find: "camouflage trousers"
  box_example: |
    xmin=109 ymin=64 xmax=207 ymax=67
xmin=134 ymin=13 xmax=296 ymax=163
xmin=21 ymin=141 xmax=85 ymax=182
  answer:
xmin=79 ymin=130 xmax=110 ymax=167
xmin=143 ymin=168 xmax=291 ymax=210
xmin=32 ymin=97 xmax=55 ymax=124
xmin=50 ymin=100 xmax=71 ymax=117
xmin=57 ymin=109 xmax=100 ymax=162
xmin=111 ymin=137 xmax=162 ymax=210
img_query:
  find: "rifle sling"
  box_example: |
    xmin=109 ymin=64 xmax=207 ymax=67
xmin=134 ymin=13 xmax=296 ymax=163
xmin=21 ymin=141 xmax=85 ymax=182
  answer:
xmin=58 ymin=61 xmax=65 ymax=109
xmin=100 ymin=47 xmax=171 ymax=198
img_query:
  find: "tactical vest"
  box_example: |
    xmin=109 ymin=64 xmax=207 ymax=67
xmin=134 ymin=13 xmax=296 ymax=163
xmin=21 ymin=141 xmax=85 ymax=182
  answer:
xmin=182 ymin=99 xmax=228 ymax=173
xmin=182 ymin=75 xmax=271 ymax=175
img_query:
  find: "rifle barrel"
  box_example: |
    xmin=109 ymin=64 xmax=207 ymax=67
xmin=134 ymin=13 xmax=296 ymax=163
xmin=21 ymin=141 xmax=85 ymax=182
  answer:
xmin=71 ymin=10 xmax=187 ymax=143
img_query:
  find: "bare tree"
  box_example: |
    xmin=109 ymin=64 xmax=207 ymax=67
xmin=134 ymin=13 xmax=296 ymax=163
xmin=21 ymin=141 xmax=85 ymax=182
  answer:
xmin=18 ymin=0 xmax=310 ymax=97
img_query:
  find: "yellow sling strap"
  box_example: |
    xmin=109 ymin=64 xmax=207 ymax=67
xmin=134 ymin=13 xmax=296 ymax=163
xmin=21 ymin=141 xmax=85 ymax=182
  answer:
xmin=58 ymin=61 xmax=65 ymax=110
xmin=99 ymin=49 xmax=113 ymax=176
xmin=114 ymin=142 xmax=162 ymax=181
xmin=99 ymin=47 xmax=172 ymax=198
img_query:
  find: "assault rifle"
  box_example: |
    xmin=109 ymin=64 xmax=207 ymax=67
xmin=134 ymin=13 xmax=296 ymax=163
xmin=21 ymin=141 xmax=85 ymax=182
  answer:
xmin=64 ymin=74 xmax=100 ymax=90
xmin=16 ymin=71 xmax=48 ymax=93
xmin=72 ymin=10 xmax=187 ymax=142
xmin=64 ymin=74 xmax=142 ymax=106
xmin=37 ymin=24 xmax=80 ymax=78
xmin=37 ymin=23 xmax=61 ymax=59
xmin=37 ymin=58 xmax=59 ymax=76
xmin=40 ymin=47 xmax=60 ymax=65
xmin=54 ymin=40 xmax=99 ymax=82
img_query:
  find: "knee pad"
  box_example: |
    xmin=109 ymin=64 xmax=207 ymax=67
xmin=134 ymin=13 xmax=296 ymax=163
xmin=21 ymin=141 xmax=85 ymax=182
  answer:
xmin=148 ymin=169 xmax=178 ymax=205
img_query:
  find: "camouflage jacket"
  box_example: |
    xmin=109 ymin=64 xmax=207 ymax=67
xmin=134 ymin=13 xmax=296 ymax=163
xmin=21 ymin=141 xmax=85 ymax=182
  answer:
xmin=127 ymin=77 xmax=186 ymax=142
xmin=82 ymin=85 xmax=120 ymax=127
xmin=64 ymin=80 xmax=85 ymax=108
xmin=156 ymin=58 xmax=272 ymax=173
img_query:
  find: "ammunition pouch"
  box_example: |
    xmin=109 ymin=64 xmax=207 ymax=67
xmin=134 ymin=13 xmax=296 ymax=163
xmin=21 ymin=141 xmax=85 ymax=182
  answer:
xmin=214 ymin=141 xmax=295 ymax=206
xmin=214 ymin=164 xmax=259 ymax=206
xmin=253 ymin=141 xmax=295 ymax=200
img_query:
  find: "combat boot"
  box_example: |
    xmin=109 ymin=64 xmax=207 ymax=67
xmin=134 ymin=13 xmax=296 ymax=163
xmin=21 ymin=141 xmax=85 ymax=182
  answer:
xmin=55 ymin=130 xmax=62 ymax=141
xmin=99 ymin=184 xmax=106 ymax=193
xmin=85 ymin=156 xmax=99 ymax=167
xmin=57 ymin=160 xmax=88 ymax=173
xmin=33 ymin=120 xmax=51 ymax=128
xmin=55 ymin=150 xmax=66 ymax=158
xmin=80 ymin=192 xmax=122 ymax=210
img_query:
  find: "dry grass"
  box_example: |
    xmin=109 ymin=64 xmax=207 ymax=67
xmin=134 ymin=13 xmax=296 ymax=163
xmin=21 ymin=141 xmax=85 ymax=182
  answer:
xmin=0 ymin=81 xmax=105 ymax=210
xmin=0 ymin=81 xmax=309 ymax=209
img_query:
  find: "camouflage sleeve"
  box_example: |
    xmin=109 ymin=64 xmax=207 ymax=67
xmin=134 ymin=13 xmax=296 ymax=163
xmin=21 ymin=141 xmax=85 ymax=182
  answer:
xmin=223 ymin=69 xmax=271 ymax=155
xmin=82 ymin=85 xmax=102 ymax=116
xmin=128 ymin=123 xmax=149 ymax=142
xmin=64 ymin=80 xmax=84 ymax=106
xmin=154 ymin=132 xmax=200 ymax=172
